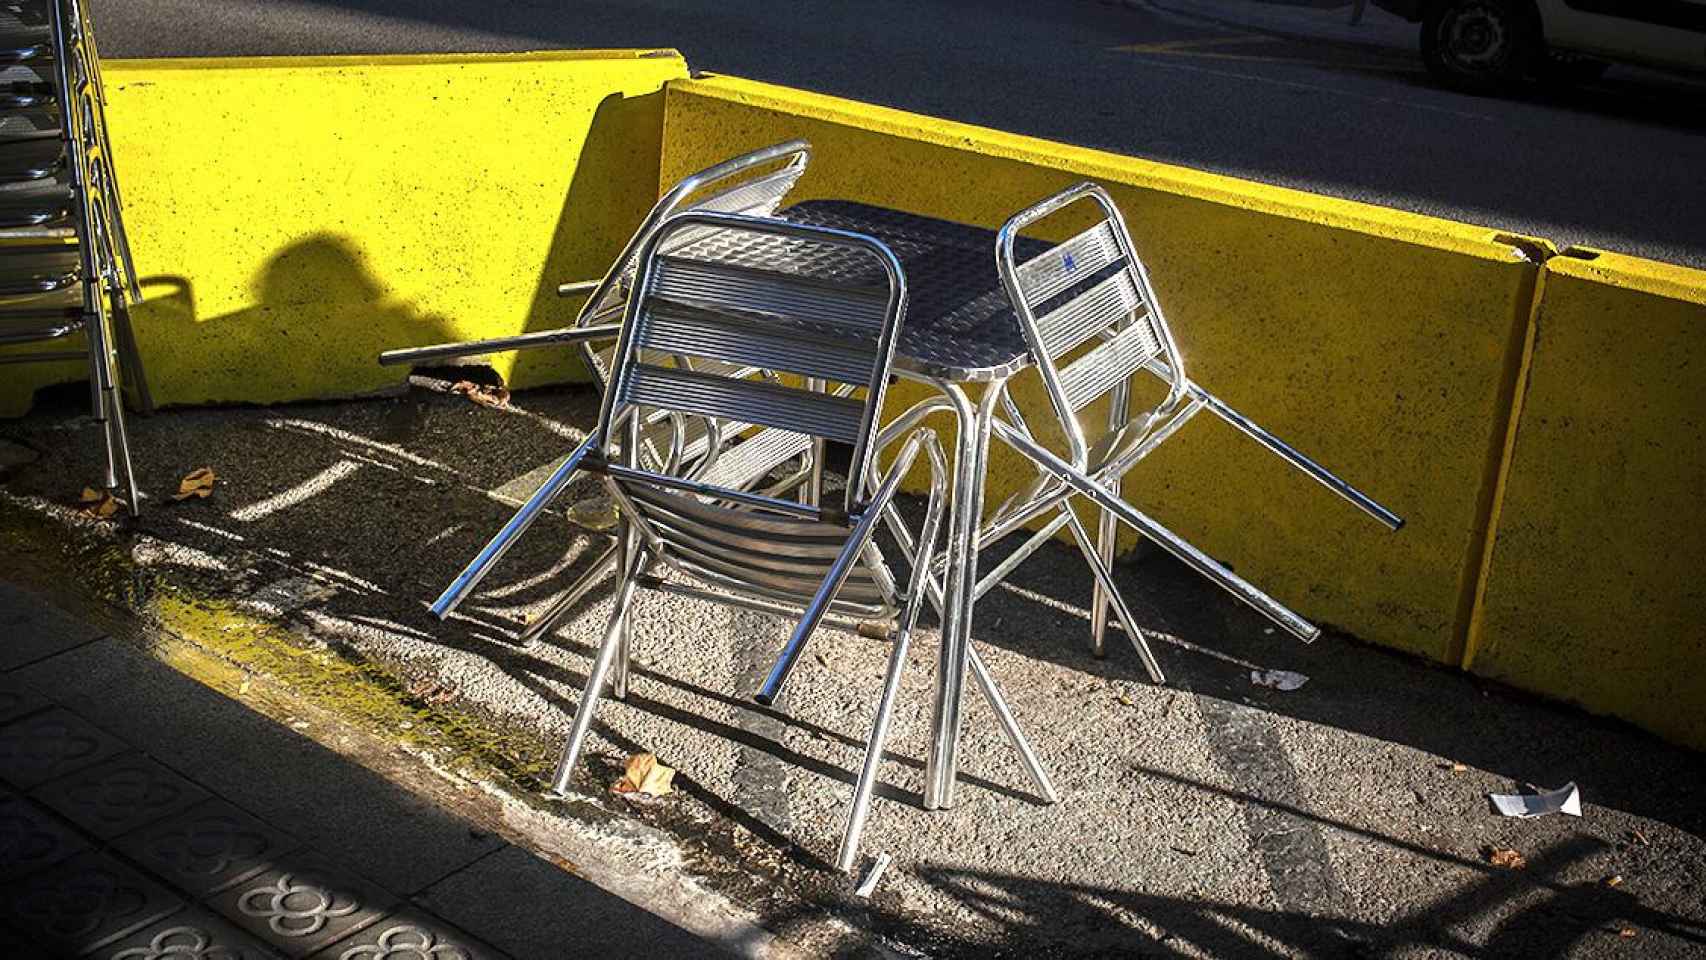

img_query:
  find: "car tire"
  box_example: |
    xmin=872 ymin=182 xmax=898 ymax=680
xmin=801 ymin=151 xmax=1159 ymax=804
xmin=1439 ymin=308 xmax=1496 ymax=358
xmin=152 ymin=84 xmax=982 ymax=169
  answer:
xmin=1421 ymin=0 xmax=1540 ymax=94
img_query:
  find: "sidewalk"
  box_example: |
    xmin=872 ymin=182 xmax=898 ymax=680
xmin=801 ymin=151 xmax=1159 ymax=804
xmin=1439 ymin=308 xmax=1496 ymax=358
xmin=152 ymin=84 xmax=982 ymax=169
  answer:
xmin=1131 ymin=0 xmax=1419 ymax=55
xmin=0 ymin=581 xmax=724 ymax=959
xmin=2 ymin=384 xmax=1705 ymax=957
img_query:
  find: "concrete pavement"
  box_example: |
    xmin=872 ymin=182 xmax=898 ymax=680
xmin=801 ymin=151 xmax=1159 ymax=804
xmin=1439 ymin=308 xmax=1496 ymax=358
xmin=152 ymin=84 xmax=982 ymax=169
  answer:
xmin=2 ymin=380 xmax=1704 ymax=957
xmin=0 ymin=580 xmax=735 ymax=958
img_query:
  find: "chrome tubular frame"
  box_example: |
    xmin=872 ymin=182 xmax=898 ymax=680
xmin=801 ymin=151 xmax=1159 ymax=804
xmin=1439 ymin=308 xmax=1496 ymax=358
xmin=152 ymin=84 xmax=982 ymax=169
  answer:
xmin=386 ymin=142 xmax=819 ymax=630
xmin=547 ymin=211 xmax=971 ymax=871
xmin=985 ymin=181 xmax=1403 ymax=649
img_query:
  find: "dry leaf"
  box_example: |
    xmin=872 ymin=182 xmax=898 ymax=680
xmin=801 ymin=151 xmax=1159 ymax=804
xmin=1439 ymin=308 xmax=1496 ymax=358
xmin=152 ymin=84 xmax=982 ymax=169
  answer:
xmin=1486 ymin=846 xmax=1526 ymax=870
xmin=1450 ymin=762 xmax=1468 ymax=773
xmin=612 ymin=752 xmax=675 ymax=798
xmin=1618 ymin=926 xmax=1637 ymax=939
xmin=1630 ymin=829 xmax=1650 ymax=847
xmin=567 ymin=494 xmax=618 ymax=532
xmin=77 ymin=487 xmax=119 ymax=519
xmin=173 ymin=466 xmax=217 ymax=500
xmin=450 ymin=380 xmax=510 ymax=409
xmin=1604 ymin=874 xmax=1624 ymax=888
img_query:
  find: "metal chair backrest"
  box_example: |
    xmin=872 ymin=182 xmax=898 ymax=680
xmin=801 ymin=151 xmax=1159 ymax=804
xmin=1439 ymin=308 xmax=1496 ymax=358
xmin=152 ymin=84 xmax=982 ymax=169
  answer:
xmin=597 ymin=211 xmax=907 ymax=518
xmin=996 ymin=182 xmax=1188 ymax=470
xmin=576 ymin=140 xmax=812 ymax=386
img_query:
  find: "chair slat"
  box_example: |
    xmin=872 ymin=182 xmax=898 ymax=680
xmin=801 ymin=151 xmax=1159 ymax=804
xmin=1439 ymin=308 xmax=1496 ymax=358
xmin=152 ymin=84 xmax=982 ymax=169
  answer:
xmin=1035 ymin=269 xmax=1143 ymax=357
xmin=1015 ymin=219 xmax=1124 ymax=308
xmin=1057 ymin=315 xmax=1165 ymax=411
xmin=652 ymin=255 xmax=890 ymax=333
xmin=637 ymin=302 xmax=877 ymax=385
xmin=621 ymin=363 xmax=867 ymax=444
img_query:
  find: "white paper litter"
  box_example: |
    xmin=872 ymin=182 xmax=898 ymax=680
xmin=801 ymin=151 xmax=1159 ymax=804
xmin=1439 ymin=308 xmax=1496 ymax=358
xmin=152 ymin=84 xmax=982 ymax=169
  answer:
xmin=1249 ymin=669 xmax=1309 ymax=691
xmin=1490 ymin=782 xmax=1582 ymax=818
xmin=854 ymin=852 xmax=892 ymax=898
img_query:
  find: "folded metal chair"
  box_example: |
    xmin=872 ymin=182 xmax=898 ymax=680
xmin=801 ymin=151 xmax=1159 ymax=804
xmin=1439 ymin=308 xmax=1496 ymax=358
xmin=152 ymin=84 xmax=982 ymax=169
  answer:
xmin=976 ymin=182 xmax=1403 ymax=679
xmin=377 ymin=141 xmax=822 ymax=633
xmin=0 ymin=0 xmax=147 ymax=513
xmin=545 ymin=210 xmax=951 ymax=871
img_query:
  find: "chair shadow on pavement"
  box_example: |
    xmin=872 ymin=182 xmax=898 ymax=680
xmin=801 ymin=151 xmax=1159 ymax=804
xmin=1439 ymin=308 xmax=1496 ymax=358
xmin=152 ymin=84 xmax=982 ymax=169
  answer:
xmin=3 ymin=383 xmax=1705 ymax=957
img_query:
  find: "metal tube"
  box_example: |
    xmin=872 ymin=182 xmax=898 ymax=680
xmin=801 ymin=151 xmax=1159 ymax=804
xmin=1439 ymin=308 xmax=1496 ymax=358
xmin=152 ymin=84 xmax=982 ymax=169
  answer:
xmin=517 ymin=540 xmax=620 ymax=646
xmin=557 ymin=279 xmax=601 ymax=297
xmin=924 ymin=380 xmax=1004 ymax=810
xmin=378 ymin=324 xmax=621 ymax=367
xmin=1062 ymin=509 xmax=1165 ymax=683
xmin=755 ymin=433 xmax=925 ymax=706
xmin=837 ymin=615 xmax=912 ymax=874
xmin=973 ymin=511 xmax=1073 ymax=601
xmin=549 ymin=546 xmax=650 ymax=795
xmin=635 ymin=577 xmax=879 ymax=634
xmin=993 ymin=418 xmax=1321 ymax=641
xmin=1163 ymin=372 xmax=1403 ymax=532
xmin=429 ymin=433 xmax=600 ymax=618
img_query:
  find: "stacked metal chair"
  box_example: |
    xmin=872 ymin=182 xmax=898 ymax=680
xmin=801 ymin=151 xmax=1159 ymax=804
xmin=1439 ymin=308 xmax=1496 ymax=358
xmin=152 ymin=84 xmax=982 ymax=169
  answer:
xmin=981 ymin=182 xmax=1402 ymax=674
xmin=0 ymin=0 xmax=146 ymax=513
xmin=546 ymin=210 xmax=948 ymax=872
xmin=380 ymin=141 xmax=824 ymax=638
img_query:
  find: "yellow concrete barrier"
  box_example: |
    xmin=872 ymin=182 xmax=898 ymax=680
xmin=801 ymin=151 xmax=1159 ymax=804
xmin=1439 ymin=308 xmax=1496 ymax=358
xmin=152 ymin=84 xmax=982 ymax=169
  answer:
xmin=662 ymin=75 xmax=1544 ymax=663
xmin=1465 ymin=250 xmax=1706 ymax=749
xmin=0 ymin=50 xmax=688 ymax=417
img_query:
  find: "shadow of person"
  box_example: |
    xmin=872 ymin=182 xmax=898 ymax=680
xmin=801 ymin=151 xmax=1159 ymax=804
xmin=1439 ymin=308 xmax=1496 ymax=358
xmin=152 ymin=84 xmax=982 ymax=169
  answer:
xmin=129 ymin=234 xmax=460 ymax=409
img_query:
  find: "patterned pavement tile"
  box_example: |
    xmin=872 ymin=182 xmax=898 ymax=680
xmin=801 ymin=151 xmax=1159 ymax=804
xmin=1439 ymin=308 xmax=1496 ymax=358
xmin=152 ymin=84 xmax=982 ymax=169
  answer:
xmin=32 ymin=753 xmax=209 ymax=839
xmin=305 ymin=908 xmax=512 ymax=960
xmin=0 ymin=794 xmax=88 ymax=882
xmin=0 ymin=707 xmax=129 ymax=789
xmin=88 ymin=906 xmax=286 ymax=960
xmin=116 ymin=797 xmax=301 ymax=898
xmin=0 ymin=850 xmax=183 ymax=955
xmin=209 ymin=854 xmax=397 ymax=958
xmin=0 ymin=677 xmax=48 ymax=724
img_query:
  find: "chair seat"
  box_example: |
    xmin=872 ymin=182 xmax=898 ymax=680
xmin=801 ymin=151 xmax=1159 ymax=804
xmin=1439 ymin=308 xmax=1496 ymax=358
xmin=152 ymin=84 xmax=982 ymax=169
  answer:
xmin=0 ymin=243 xmax=77 ymax=298
xmin=0 ymin=182 xmax=69 ymax=228
xmin=0 ymin=107 xmax=59 ymax=143
xmin=0 ymin=136 xmax=60 ymax=180
xmin=0 ymin=306 xmax=81 ymax=343
xmin=0 ymin=81 xmax=53 ymax=109
xmin=620 ymin=479 xmax=893 ymax=609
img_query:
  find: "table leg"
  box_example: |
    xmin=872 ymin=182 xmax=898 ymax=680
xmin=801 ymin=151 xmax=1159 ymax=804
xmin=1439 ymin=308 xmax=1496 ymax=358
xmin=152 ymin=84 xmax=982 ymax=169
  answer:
xmin=923 ymin=379 xmax=1004 ymax=810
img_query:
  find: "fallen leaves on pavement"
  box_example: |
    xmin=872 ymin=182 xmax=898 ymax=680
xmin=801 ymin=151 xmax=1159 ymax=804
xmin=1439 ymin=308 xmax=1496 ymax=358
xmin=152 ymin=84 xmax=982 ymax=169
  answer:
xmin=1604 ymin=874 xmax=1624 ymax=888
xmin=450 ymin=380 xmax=510 ymax=409
xmin=612 ymin=752 xmax=675 ymax=798
xmin=76 ymin=487 xmax=119 ymax=519
xmin=1486 ymin=846 xmax=1526 ymax=870
xmin=172 ymin=466 xmax=216 ymax=500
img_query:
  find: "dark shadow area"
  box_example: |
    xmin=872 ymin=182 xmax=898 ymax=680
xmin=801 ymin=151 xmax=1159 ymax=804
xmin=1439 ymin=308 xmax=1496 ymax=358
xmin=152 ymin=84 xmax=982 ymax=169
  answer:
xmin=92 ymin=0 xmax=1706 ymax=265
xmin=0 ymin=584 xmax=714 ymax=958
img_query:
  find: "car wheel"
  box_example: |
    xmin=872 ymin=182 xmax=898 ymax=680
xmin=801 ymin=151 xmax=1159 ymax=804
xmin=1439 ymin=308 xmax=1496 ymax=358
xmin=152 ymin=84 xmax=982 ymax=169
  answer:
xmin=1421 ymin=0 xmax=1539 ymax=94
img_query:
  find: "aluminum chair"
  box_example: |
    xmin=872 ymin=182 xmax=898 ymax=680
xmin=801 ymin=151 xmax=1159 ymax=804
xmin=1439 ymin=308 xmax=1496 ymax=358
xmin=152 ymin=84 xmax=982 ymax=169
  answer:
xmin=978 ymin=182 xmax=1403 ymax=679
xmin=377 ymin=141 xmax=821 ymax=633
xmin=0 ymin=0 xmax=147 ymax=513
xmin=544 ymin=210 xmax=947 ymax=871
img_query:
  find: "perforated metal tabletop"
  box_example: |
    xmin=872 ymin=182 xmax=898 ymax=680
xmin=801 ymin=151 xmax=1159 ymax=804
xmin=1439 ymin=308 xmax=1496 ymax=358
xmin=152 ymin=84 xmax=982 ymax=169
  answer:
xmin=677 ymin=199 xmax=1047 ymax=382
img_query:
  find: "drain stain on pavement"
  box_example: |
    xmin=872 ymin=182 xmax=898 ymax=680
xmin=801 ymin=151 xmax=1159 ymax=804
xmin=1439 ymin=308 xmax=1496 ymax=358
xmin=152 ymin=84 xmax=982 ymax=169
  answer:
xmin=728 ymin=607 xmax=792 ymax=836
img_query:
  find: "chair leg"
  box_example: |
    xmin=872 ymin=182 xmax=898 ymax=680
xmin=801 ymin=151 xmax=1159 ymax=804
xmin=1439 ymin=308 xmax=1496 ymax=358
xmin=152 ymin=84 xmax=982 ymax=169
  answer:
xmin=517 ymin=539 xmax=620 ymax=646
xmin=110 ymin=297 xmax=152 ymax=416
xmin=610 ymin=531 xmax=636 ymax=701
xmin=1063 ymin=509 xmax=1164 ymax=683
xmin=549 ymin=546 xmax=648 ymax=795
xmin=105 ymin=381 xmax=139 ymax=517
xmin=836 ymin=611 xmax=913 ymax=874
xmin=1089 ymin=496 xmax=1118 ymax=659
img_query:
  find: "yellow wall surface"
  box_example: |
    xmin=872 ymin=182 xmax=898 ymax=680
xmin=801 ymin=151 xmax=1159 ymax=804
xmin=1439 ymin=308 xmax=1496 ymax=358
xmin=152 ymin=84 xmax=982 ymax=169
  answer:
xmin=661 ymin=75 xmax=1544 ymax=662
xmin=0 ymin=50 xmax=687 ymax=416
xmin=1465 ymin=250 xmax=1706 ymax=748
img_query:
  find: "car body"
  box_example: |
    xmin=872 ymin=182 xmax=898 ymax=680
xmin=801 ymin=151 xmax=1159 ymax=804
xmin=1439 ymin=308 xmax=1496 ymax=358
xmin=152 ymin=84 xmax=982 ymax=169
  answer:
xmin=1376 ymin=0 xmax=1706 ymax=88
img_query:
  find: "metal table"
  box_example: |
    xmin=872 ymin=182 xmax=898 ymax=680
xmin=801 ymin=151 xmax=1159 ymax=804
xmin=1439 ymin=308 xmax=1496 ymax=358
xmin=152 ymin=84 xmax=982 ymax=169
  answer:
xmin=678 ymin=199 xmax=1053 ymax=810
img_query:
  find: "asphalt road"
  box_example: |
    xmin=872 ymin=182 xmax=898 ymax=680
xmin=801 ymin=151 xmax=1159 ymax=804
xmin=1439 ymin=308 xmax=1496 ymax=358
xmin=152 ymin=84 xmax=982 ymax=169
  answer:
xmin=92 ymin=0 xmax=1706 ymax=266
